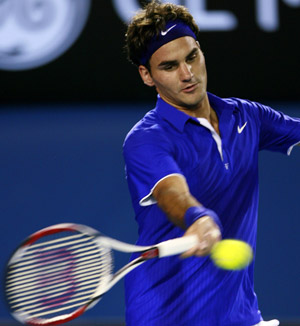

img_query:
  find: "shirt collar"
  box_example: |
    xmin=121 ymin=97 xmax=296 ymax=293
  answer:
xmin=155 ymin=92 xmax=235 ymax=133
xmin=155 ymin=95 xmax=194 ymax=132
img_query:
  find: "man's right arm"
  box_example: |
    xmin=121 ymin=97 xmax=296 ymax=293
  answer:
xmin=152 ymin=174 xmax=221 ymax=257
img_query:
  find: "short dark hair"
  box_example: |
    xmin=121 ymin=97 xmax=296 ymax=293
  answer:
xmin=125 ymin=0 xmax=200 ymax=67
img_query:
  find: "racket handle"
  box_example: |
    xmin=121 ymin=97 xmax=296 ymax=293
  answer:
xmin=157 ymin=235 xmax=198 ymax=257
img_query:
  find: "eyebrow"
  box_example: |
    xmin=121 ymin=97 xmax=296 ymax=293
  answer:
xmin=157 ymin=47 xmax=199 ymax=68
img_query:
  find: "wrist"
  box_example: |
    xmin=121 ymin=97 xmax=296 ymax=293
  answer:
xmin=184 ymin=206 xmax=222 ymax=231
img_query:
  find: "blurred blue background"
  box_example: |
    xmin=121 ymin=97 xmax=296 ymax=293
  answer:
xmin=0 ymin=103 xmax=299 ymax=325
xmin=0 ymin=0 xmax=299 ymax=325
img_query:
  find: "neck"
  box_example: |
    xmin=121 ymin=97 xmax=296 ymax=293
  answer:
xmin=161 ymin=93 xmax=220 ymax=135
xmin=162 ymin=92 xmax=212 ymax=120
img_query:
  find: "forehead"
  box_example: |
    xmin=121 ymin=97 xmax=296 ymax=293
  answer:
xmin=150 ymin=36 xmax=199 ymax=65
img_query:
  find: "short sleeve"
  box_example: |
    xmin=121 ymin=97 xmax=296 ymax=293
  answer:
xmin=257 ymin=103 xmax=300 ymax=154
xmin=123 ymin=128 xmax=183 ymax=206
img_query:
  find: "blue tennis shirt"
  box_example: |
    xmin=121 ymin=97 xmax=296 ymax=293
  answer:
xmin=123 ymin=93 xmax=300 ymax=326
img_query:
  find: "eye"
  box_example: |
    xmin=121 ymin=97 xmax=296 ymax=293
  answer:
xmin=187 ymin=52 xmax=198 ymax=63
xmin=161 ymin=63 xmax=177 ymax=71
xmin=164 ymin=64 xmax=174 ymax=70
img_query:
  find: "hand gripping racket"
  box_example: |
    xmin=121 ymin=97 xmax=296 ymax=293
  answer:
xmin=5 ymin=223 xmax=198 ymax=326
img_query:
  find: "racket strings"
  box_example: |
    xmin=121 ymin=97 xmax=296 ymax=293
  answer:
xmin=7 ymin=259 xmax=106 ymax=291
xmin=8 ymin=234 xmax=100 ymax=268
xmin=7 ymin=258 xmax=107 ymax=290
xmin=7 ymin=264 xmax=107 ymax=297
xmin=6 ymin=231 xmax=112 ymax=321
xmin=6 ymin=252 xmax=104 ymax=281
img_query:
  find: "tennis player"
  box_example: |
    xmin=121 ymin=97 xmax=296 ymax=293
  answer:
xmin=122 ymin=1 xmax=300 ymax=325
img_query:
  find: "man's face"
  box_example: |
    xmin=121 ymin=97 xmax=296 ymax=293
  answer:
xmin=142 ymin=36 xmax=208 ymax=111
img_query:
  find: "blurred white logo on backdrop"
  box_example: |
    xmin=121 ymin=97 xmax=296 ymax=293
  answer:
xmin=112 ymin=0 xmax=300 ymax=32
xmin=0 ymin=0 xmax=91 ymax=71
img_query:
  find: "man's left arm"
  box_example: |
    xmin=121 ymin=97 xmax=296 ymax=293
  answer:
xmin=257 ymin=103 xmax=300 ymax=155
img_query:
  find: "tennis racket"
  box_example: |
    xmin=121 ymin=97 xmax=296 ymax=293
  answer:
xmin=5 ymin=223 xmax=199 ymax=325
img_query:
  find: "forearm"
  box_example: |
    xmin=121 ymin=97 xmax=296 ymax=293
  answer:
xmin=152 ymin=175 xmax=221 ymax=256
xmin=153 ymin=181 xmax=200 ymax=229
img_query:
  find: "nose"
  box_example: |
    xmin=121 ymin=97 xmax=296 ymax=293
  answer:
xmin=179 ymin=63 xmax=193 ymax=82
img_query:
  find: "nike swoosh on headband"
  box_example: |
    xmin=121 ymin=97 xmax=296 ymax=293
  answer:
xmin=161 ymin=24 xmax=177 ymax=36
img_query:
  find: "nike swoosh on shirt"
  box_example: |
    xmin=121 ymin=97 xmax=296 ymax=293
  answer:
xmin=237 ymin=121 xmax=248 ymax=134
xmin=161 ymin=24 xmax=177 ymax=36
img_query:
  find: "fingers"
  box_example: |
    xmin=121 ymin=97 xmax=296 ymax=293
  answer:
xmin=180 ymin=241 xmax=208 ymax=258
xmin=181 ymin=216 xmax=221 ymax=258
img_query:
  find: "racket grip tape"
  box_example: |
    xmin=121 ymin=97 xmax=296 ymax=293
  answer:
xmin=157 ymin=235 xmax=198 ymax=257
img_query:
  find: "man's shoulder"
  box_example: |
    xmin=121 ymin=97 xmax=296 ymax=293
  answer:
xmin=218 ymin=94 xmax=269 ymax=119
xmin=123 ymin=108 xmax=166 ymax=147
xmin=208 ymin=92 xmax=261 ymax=112
xmin=221 ymin=95 xmax=261 ymax=110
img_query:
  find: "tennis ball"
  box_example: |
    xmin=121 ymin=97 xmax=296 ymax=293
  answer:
xmin=210 ymin=239 xmax=253 ymax=270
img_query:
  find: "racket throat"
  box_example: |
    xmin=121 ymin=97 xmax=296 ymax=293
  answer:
xmin=141 ymin=247 xmax=159 ymax=260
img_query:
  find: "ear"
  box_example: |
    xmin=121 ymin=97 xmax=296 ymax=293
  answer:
xmin=138 ymin=65 xmax=155 ymax=87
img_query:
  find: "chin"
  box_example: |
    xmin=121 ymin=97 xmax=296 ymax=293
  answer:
xmin=182 ymin=93 xmax=206 ymax=109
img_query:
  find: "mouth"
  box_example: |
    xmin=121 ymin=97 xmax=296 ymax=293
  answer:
xmin=181 ymin=83 xmax=199 ymax=93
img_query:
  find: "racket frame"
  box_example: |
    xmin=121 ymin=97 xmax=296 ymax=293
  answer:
xmin=6 ymin=223 xmax=198 ymax=326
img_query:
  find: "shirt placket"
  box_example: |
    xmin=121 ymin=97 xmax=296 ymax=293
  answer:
xmin=197 ymin=118 xmax=230 ymax=170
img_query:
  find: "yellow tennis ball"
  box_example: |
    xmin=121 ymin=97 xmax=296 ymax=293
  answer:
xmin=210 ymin=239 xmax=253 ymax=270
